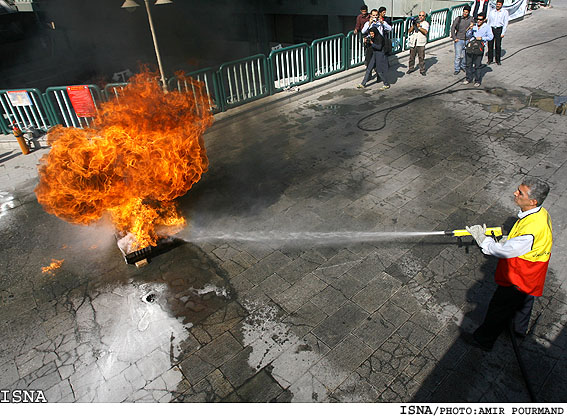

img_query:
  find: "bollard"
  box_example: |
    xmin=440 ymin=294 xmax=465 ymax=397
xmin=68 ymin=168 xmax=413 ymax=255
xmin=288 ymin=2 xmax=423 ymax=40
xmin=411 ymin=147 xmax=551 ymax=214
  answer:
xmin=13 ymin=126 xmax=30 ymax=155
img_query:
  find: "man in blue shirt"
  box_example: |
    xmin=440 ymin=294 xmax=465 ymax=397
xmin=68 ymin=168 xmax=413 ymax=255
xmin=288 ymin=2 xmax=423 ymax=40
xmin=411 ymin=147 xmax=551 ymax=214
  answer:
xmin=463 ymin=13 xmax=493 ymax=87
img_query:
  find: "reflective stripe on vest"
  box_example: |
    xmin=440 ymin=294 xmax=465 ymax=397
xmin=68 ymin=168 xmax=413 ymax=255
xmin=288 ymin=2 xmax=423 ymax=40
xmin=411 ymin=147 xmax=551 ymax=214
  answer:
xmin=495 ymin=207 xmax=552 ymax=296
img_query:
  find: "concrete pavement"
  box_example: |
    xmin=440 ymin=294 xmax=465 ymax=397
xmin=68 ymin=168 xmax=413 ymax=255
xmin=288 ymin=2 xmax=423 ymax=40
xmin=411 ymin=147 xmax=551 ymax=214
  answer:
xmin=1 ymin=2 xmax=567 ymax=403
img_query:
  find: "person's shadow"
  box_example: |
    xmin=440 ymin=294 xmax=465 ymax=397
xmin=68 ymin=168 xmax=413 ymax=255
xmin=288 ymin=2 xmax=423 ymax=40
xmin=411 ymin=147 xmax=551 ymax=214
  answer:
xmin=423 ymin=56 xmax=439 ymax=74
xmin=388 ymin=54 xmax=438 ymax=81
xmin=409 ymin=216 xmax=567 ymax=402
xmin=387 ymin=54 xmax=406 ymax=84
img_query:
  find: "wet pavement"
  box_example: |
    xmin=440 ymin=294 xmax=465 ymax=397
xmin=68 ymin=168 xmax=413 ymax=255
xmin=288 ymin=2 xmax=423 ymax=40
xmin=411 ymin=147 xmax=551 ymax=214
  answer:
xmin=2 ymin=3 xmax=567 ymax=403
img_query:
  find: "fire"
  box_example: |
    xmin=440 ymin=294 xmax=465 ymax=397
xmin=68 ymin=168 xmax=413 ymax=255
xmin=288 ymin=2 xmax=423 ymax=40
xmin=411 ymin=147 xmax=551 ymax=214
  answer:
xmin=42 ymin=259 xmax=64 ymax=274
xmin=35 ymin=70 xmax=213 ymax=251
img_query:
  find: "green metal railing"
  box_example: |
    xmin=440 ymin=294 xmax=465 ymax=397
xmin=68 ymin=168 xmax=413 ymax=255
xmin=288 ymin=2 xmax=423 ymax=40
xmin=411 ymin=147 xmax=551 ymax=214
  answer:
xmin=311 ymin=34 xmax=346 ymax=80
xmin=346 ymin=31 xmax=365 ymax=69
xmin=0 ymin=88 xmax=53 ymax=133
xmin=390 ymin=19 xmax=406 ymax=54
xmin=44 ymin=85 xmax=103 ymax=128
xmin=168 ymin=68 xmax=221 ymax=113
xmin=218 ymin=54 xmax=270 ymax=111
xmin=428 ymin=8 xmax=451 ymax=42
xmin=403 ymin=17 xmax=414 ymax=51
xmin=104 ymin=82 xmax=128 ymax=101
xmin=0 ymin=1 xmax=506 ymax=134
xmin=268 ymin=43 xmax=311 ymax=94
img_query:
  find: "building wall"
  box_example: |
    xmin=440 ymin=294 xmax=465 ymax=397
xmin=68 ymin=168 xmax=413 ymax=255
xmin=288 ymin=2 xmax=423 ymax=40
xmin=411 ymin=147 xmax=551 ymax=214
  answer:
xmin=1 ymin=0 xmax=471 ymax=89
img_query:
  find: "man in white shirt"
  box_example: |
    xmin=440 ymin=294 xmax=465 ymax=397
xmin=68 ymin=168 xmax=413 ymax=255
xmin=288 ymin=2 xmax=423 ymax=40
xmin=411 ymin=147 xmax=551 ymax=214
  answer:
xmin=406 ymin=11 xmax=429 ymax=76
xmin=361 ymin=7 xmax=392 ymax=36
xmin=487 ymin=0 xmax=509 ymax=65
xmin=464 ymin=178 xmax=552 ymax=351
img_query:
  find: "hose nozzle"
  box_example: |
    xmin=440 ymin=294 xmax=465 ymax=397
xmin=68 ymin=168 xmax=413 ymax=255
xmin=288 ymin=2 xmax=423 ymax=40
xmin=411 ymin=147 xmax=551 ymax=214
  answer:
xmin=444 ymin=227 xmax=503 ymax=237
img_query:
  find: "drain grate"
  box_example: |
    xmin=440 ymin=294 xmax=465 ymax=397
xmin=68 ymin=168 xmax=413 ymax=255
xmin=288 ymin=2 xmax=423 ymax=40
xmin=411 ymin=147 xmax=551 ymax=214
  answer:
xmin=142 ymin=292 xmax=157 ymax=304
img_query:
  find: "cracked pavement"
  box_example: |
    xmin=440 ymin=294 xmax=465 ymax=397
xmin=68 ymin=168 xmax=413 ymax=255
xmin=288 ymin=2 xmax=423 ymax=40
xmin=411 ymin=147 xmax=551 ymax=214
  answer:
xmin=1 ymin=3 xmax=567 ymax=403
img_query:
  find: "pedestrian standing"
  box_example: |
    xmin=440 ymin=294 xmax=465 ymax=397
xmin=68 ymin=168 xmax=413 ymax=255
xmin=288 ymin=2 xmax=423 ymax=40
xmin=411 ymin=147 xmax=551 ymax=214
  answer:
xmin=463 ymin=13 xmax=493 ymax=87
xmin=487 ymin=0 xmax=509 ymax=65
xmin=450 ymin=5 xmax=473 ymax=75
xmin=406 ymin=11 xmax=429 ymax=76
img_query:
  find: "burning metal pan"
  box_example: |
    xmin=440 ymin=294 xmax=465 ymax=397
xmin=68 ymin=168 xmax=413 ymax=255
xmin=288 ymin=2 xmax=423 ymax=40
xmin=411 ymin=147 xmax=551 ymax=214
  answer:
xmin=115 ymin=232 xmax=184 ymax=267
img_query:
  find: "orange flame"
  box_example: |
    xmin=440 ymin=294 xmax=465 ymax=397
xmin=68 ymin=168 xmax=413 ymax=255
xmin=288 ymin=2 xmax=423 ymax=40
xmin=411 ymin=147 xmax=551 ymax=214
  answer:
xmin=35 ymin=70 xmax=213 ymax=250
xmin=42 ymin=259 xmax=64 ymax=274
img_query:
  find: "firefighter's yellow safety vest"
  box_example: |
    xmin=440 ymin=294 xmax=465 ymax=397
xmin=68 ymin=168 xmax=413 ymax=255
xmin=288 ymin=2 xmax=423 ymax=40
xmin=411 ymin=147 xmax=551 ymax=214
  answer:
xmin=495 ymin=207 xmax=552 ymax=296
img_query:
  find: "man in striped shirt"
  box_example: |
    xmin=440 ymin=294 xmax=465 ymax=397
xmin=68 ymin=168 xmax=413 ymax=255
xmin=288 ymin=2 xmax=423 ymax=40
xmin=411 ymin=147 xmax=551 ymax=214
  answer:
xmin=464 ymin=177 xmax=553 ymax=351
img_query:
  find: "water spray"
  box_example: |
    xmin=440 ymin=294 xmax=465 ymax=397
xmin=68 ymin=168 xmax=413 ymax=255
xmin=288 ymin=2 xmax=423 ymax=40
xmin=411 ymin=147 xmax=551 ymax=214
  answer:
xmin=119 ymin=226 xmax=503 ymax=266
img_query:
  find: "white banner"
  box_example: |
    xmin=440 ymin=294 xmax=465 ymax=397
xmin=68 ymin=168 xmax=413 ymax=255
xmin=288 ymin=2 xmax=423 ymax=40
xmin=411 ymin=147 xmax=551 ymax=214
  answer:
xmin=492 ymin=0 xmax=528 ymax=21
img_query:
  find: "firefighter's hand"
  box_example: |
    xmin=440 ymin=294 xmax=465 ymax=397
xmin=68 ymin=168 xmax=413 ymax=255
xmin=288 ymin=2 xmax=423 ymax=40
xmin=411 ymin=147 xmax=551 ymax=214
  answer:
xmin=466 ymin=224 xmax=486 ymax=246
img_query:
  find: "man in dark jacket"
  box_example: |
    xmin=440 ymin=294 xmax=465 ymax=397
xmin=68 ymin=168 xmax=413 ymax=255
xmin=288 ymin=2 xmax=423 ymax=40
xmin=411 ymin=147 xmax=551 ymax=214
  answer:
xmin=451 ymin=5 xmax=473 ymax=75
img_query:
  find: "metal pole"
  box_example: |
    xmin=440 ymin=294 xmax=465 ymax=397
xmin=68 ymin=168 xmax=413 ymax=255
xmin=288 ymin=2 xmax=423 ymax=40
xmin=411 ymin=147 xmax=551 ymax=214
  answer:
xmin=144 ymin=0 xmax=168 ymax=92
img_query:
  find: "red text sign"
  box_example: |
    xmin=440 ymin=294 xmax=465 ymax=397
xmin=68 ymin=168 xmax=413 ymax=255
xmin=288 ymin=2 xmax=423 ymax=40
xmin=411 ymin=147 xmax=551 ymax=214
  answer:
xmin=67 ymin=85 xmax=96 ymax=118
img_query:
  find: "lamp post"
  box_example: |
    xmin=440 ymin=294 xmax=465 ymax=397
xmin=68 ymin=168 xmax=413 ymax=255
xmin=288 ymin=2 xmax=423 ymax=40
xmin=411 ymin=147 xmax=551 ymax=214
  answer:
xmin=121 ymin=0 xmax=172 ymax=92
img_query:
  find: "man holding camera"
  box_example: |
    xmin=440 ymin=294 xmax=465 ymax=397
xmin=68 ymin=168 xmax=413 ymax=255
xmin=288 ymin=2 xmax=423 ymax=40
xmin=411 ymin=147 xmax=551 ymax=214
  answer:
xmin=361 ymin=9 xmax=380 ymax=69
xmin=406 ymin=11 xmax=429 ymax=76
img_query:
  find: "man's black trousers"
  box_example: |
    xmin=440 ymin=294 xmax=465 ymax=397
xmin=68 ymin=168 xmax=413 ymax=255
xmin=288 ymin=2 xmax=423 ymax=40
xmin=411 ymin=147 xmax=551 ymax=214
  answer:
xmin=473 ymin=285 xmax=530 ymax=349
xmin=488 ymin=26 xmax=503 ymax=63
